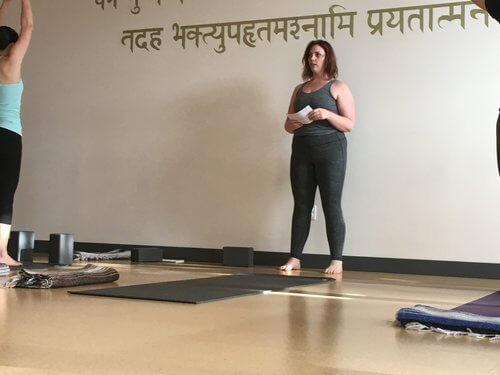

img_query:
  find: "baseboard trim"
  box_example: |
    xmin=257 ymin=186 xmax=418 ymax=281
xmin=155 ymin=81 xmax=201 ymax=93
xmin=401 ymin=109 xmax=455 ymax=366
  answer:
xmin=34 ymin=241 xmax=500 ymax=279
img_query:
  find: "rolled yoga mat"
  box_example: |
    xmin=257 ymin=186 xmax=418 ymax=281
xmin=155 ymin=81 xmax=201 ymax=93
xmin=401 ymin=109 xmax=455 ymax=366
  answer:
xmin=396 ymin=291 xmax=500 ymax=339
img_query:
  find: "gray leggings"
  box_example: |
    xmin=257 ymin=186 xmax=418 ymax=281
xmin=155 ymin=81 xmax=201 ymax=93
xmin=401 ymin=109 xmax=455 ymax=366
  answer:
xmin=290 ymin=133 xmax=347 ymax=260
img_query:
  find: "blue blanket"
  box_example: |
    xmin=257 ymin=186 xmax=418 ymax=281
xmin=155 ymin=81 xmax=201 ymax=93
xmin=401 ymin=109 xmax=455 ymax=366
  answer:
xmin=397 ymin=304 xmax=500 ymax=339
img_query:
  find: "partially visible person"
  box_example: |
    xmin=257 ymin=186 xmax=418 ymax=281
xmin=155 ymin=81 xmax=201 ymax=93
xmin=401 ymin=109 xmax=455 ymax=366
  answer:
xmin=472 ymin=0 xmax=499 ymax=22
xmin=280 ymin=40 xmax=355 ymax=275
xmin=0 ymin=0 xmax=33 ymax=267
xmin=471 ymin=0 xmax=499 ymax=175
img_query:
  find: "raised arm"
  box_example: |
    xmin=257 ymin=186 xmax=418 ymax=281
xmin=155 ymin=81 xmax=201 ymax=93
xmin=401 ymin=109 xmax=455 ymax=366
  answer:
xmin=8 ymin=0 xmax=33 ymax=64
xmin=0 ymin=0 xmax=12 ymax=25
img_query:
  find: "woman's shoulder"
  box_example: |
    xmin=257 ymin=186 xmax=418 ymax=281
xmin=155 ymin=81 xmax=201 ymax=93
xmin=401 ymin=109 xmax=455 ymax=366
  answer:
xmin=330 ymin=80 xmax=353 ymax=101
xmin=0 ymin=55 xmax=15 ymax=70
xmin=295 ymin=81 xmax=307 ymax=90
xmin=332 ymin=79 xmax=349 ymax=89
xmin=331 ymin=79 xmax=351 ymax=95
xmin=292 ymin=82 xmax=306 ymax=95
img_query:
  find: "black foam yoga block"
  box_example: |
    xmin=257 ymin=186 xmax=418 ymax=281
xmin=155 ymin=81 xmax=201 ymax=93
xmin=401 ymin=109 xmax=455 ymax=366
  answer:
xmin=49 ymin=233 xmax=74 ymax=265
xmin=19 ymin=249 xmax=34 ymax=262
xmin=131 ymin=247 xmax=164 ymax=262
xmin=8 ymin=231 xmax=35 ymax=262
xmin=222 ymin=247 xmax=254 ymax=267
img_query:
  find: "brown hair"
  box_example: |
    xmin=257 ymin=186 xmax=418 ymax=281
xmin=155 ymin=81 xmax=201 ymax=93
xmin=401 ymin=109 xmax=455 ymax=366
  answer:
xmin=301 ymin=40 xmax=338 ymax=81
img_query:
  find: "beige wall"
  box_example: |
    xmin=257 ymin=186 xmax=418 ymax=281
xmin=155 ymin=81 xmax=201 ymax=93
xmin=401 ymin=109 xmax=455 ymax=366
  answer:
xmin=7 ymin=0 xmax=500 ymax=262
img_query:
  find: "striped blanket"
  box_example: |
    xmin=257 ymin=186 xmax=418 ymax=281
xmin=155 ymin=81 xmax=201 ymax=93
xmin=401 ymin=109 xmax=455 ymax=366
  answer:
xmin=397 ymin=304 xmax=500 ymax=341
xmin=74 ymin=249 xmax=131 ymax=261
xmin=3 ymin=264 xmax=119 ymax=289
xmin=0 ymin=263 xmax=9 ymax=276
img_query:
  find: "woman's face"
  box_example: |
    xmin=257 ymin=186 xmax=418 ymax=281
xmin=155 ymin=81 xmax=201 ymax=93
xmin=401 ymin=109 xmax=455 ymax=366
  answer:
xmin=308 ymin=44 xmax=326 ymax=76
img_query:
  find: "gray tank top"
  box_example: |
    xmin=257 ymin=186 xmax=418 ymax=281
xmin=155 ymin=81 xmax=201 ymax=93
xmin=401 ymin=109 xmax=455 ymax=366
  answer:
xmin=293 ymin=80 xmax=340 ymax=137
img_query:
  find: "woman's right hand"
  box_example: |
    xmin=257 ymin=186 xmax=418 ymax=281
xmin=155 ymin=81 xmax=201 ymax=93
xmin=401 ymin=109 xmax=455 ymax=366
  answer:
xmin=285 ymin=119 xmax=303 ymax=134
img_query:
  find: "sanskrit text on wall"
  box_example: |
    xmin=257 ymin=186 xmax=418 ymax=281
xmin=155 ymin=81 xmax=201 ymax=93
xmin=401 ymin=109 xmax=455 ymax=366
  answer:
xmin=92 ymin=1 xmax=490 ymax=54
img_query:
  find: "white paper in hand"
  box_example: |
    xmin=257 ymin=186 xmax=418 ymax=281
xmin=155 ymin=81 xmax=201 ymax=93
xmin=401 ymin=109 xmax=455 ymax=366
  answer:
xmin=287 ymin=105 xmax=313 ymax=124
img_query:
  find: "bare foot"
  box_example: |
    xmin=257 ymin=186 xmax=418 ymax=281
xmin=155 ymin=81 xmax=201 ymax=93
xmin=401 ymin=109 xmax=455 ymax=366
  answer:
xmin=324 ymin=260 xmax=342 ymax=275
xmin=279 ymin=257 xmax=301 ymax=271
xmin=0 ymin=254 xmax=22 ymax=267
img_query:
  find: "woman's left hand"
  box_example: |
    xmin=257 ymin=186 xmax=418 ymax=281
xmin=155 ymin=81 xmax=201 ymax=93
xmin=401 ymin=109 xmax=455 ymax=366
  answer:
xmin=308 ymin=108 xmax=331 ymax=122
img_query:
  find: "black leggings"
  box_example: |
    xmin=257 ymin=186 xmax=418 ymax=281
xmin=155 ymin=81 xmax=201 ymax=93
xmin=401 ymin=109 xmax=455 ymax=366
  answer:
xmin=290 ymin=133 xmax=347 ymax=261
xmin=497 ymin=109 xmax=499 ymax=176
xmin=0 ymin=127 xmax=22 ymax=225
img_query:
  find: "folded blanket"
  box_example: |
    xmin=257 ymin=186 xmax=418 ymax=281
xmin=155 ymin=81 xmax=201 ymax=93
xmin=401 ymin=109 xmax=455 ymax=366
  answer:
xmin=397 ymin=304 xmax=500 ymax=341
xmin=74 ymin=249 xmax=131 ymax=261
xmin=0 ymin=263 xmax=9 ymax=276
xmin=3 ymin=264 xmax=119 ymax=289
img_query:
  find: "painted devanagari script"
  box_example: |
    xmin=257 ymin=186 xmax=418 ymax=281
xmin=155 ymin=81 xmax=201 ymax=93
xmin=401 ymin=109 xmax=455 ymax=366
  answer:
xmin=94 ymin=0 xmax=183 ymax=15
xmin=89 ymin=1 xmax=492 ymax=54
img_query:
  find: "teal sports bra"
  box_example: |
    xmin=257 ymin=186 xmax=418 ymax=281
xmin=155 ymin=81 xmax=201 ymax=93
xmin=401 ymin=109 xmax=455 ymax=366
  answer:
xmin=0 ymin=80 xmax=24 ymax=135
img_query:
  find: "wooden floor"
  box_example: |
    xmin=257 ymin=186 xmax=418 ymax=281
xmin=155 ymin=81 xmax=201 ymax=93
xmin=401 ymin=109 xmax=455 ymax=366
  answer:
xmin=0 ymin=261 xmax=499 ymax=375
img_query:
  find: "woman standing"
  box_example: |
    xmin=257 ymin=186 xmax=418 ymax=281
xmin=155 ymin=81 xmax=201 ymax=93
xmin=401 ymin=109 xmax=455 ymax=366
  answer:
xmin=0 ymin=0 xmax=33 ymax=267
xmin=280 ymin=40 xmax=355 ymax=275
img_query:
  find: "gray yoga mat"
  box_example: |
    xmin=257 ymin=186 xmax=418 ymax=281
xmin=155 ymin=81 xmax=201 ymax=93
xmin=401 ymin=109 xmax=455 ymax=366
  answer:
xmin=69 ymin=273 xmax=333 ymax=304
